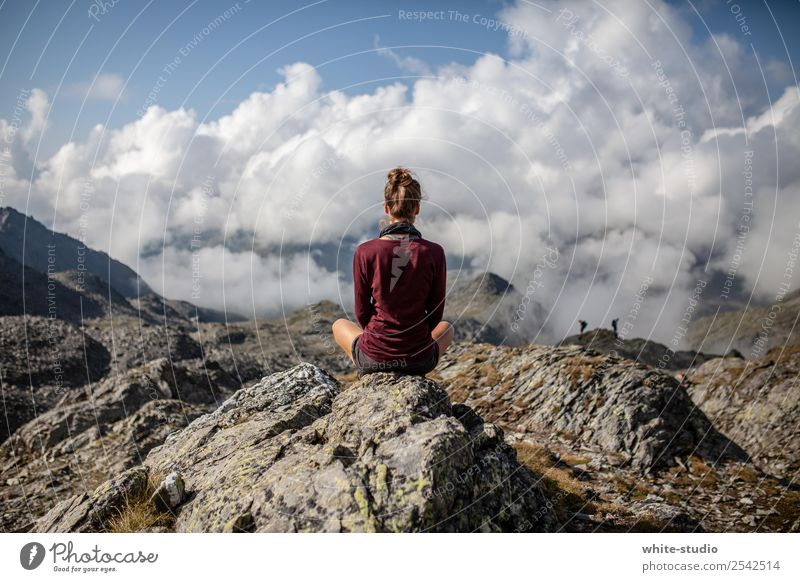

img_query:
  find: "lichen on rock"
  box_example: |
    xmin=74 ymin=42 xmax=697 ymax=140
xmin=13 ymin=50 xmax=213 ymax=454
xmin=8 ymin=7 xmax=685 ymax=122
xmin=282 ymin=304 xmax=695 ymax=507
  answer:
xmin=36 ymin=363 xmax=557 ymax=533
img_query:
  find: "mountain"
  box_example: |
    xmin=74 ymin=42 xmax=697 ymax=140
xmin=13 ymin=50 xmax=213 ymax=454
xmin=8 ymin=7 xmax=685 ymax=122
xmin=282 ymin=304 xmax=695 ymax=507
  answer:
xmin=0 ymin=207 xmax=150 ymax=298
xmin=560 ymin=328 xmax=724 ymax=372
xmin=0 ymin=206 xmax=245 ymax=325
xmin=0 ymin=246 xmax=99 ymax=322
xmin=686 ymin=289 xmax=800 ymax=358
xmin=444 ymin=272 xmax=546 ymax=346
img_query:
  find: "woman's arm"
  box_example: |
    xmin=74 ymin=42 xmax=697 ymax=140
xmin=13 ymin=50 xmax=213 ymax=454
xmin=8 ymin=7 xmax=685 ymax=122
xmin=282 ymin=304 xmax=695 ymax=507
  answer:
xmin=353 ymin=246 xmax=374 ymax=328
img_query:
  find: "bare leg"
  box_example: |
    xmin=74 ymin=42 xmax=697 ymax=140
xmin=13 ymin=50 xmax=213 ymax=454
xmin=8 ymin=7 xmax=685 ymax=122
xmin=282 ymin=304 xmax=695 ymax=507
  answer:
xmin=432 ymin=321 xmax=454 ymax=355
xmin=332 ymin=319 xmax=362 ymax=362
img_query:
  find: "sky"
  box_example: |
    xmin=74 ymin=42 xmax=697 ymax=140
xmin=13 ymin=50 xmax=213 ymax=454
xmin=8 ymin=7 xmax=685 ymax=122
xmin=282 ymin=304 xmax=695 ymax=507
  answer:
xmin=1 ymin=0 xmax=799 ymax=345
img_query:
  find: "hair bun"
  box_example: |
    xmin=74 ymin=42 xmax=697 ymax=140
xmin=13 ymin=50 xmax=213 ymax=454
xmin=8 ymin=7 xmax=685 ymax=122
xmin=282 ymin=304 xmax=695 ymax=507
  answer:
xmin=387 ymin=167 xmax=413 ymax=186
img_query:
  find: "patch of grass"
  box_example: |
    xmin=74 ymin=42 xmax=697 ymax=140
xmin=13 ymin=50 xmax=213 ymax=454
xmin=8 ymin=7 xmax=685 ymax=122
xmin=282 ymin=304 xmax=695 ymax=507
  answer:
xmin=477 ymin=364 xmax=500 ymax=387
xmin=105 ymin=471 xmax=175 ymax=533
xmin=730 ymin=464 xmax=761 ymax=484
xmin=514 ymin=442 xmax=596 ymax=522
xmin=687 ymin=455 xmax=720 ymax=487
xmin=762 ymin=489 xmax=800 ymax=531
xmin=336 ymin=371 xmax=359 ymax=384
xmin=607 ymin=474 xmax=653 ymax=500
xmin=565 ymin=365 xmax=595 ymax=385
xmin=593 ymin=502 xmax=676 ymax=532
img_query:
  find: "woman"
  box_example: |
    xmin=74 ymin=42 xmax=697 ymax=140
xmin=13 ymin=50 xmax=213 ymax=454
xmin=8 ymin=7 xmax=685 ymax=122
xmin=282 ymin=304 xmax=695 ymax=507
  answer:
xmin=332 ymin=167 xmax=454 ymax=375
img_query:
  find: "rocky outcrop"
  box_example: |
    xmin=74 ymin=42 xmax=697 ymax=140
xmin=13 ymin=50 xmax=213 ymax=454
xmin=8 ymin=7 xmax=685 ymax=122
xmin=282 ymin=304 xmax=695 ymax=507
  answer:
xmin=0 ymin=358 xmax=237 ymax=532
xmin=432 ymin=343 xmax=746 ymax=471
xmin=36 ymin=364 xmax=557 ymax=533
xmin=560 ymin=328 xmax=722 ymax=372
xmin=687 ymin=344 xmax=800 ymax=478
xmin=86 ymin=320 xmax=203 ymax=371
xmin=0 ymin=315 xmax=110 ymax=389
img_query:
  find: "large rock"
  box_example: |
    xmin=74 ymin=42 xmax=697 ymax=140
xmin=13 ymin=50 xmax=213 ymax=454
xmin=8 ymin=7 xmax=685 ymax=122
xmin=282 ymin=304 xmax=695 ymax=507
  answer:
xmin=36 ymin=364 xmax=557 ymax=533
xmin=0 ymin=358 xmax=237 ymax=532
xmin=432 ymin=343 xmax=746 ymax=471
xmin=687 ymin=344 xmax=800 ymax=478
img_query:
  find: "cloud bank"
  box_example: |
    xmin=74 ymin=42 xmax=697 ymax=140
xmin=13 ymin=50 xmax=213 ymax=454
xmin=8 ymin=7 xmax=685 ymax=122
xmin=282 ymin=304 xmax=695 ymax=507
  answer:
xmin=2 ymin=0 xmax=799 ymax=345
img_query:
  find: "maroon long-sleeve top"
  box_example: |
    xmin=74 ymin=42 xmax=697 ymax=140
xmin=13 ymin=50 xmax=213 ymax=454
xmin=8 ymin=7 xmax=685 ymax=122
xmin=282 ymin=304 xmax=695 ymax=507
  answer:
xmin=353 ymin=236 xmax=446 ymax=363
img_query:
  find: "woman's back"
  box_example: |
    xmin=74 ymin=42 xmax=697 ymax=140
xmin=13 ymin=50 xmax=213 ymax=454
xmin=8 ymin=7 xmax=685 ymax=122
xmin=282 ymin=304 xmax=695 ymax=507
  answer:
xmin=354 ymin=236 xmax=446 ymax=363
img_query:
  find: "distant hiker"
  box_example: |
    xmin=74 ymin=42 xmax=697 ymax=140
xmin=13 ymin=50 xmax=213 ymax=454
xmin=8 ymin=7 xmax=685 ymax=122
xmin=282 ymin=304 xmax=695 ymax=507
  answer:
xmin=611 ymin=318 xmax=619 ymax=337
xmin=579 ymin=320 xmax=587 ymax=334
xmin=332 ymin=167 xmax=453 ymax=376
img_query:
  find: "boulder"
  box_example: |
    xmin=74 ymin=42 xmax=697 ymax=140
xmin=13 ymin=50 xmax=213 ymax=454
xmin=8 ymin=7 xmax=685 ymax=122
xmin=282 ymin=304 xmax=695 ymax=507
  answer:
xmin=433 ymin=343 xmax=746 ymax=471
xmin=36 ymin=364 xmax=557 ymax=533
xmin=687 ymin=344 xmax=800 ymax=478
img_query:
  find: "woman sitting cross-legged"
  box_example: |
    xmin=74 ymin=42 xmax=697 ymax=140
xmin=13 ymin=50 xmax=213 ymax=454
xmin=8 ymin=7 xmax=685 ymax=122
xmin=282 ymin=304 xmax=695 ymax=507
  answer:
xmin=332 ymin=167 xmax=454 ymax=376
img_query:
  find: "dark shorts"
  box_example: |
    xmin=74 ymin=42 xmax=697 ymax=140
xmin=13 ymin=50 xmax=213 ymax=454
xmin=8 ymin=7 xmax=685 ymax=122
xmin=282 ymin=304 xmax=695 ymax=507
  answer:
xmin=351 ymin=336 xmax=439 ymax=376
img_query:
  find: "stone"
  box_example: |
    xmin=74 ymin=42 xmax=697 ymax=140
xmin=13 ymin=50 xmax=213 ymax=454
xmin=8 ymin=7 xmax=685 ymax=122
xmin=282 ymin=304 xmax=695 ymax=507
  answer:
xmin=150 ymin=472 xmax=185 ymax=512
xmin=36 ymin=364 xmax=558 ymax=533
xmin=433 ymin=342 xmax=746 ymax=471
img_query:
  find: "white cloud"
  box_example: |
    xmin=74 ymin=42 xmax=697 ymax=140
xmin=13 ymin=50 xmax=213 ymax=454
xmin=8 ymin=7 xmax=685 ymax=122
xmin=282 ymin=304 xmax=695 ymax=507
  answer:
xmin=66 ymin=73 xmax=126 ymax=101
xmin=2 ymin=0 xmax=799 ymax=344
xmin=22 ymin=88 xmax=49 ymax=143
xmin=374 ymin=35 xmax=433 ymax=76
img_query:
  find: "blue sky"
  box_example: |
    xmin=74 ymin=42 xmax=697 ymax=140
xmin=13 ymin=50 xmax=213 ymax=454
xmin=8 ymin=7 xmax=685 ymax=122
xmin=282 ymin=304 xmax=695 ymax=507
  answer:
xmin=1 ymin=0 xmax=798 ymax=158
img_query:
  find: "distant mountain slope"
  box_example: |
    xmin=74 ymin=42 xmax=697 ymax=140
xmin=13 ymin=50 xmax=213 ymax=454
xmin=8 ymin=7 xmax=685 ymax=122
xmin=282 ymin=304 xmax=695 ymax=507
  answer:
xmin=0 ymin=247 xmax=105 ymax=322
xmin=0 ymin=207 xmax=150 ymax=298
xmin=132 ymin=293 xmax=245 ymax=324
xmin=560 ymin=328 xmax=724 ymax=372
xmin=0 ymin=206 xmax=245 ymax=324
xmin=686 ymin=289 xmax=800 ymax=358
xmin=444 ymin=272 xmax=546 ymax=346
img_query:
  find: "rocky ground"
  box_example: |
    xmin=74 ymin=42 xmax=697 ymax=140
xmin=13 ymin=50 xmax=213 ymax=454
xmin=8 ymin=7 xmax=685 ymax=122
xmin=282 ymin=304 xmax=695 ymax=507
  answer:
xmin=560 ymin=328 xmax=724 ymax=372
xmin=686 ymin=343 xmax=800 ymax=480
xmin=0 ymin=358 xmax=238 ymax=532
xmin=35 ymin=365 xmax=557 ymax=533
xmin=429 ymin=342 xmax=800 ymax=533
xmin=6 ymin=338 xmax=796 ymax=533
